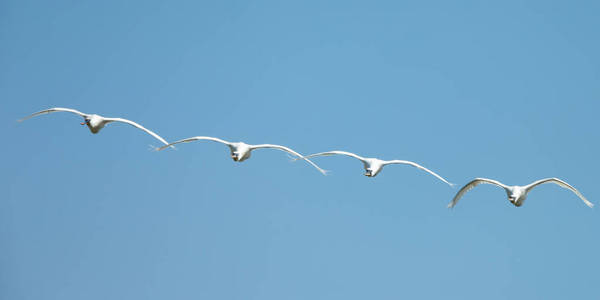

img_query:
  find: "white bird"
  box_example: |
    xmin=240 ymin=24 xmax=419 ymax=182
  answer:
xmin=294 ymin=150 xmax=453 ymax=186
xmin=19 ymin=107 xmax=170 ymax=146
xmin=448 ymin=177 xmax=593 ymax=208
xmin=156 ymin=136 xmax=328 ymax=175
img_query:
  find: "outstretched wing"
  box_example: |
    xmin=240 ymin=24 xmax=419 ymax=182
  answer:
xmin=251 ymin=144 xmax=328 ymax=175
xmin=155 ymin=136 xmax=231 ymax=151
xmin=525 ymin=178 xmax=593 ymax=208
xmin=294 ymin=150 xmax=368 ymax=168
xmin=19 ymin=107 xmax=88 ymax=122
xmin=448 ymin=178 xmax=509 ymax=208
xmin=104 ymin=117 xmax=170 ymax=146
xmin=384 ymin=160 xmax=454 ymax=187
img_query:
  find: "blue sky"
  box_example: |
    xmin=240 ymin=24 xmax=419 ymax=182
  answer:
xmin=1 ymin=0 xmax=599 ymax=299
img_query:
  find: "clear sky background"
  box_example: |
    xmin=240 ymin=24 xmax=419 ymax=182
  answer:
xmin=1 ymin=0 xmax=599 ymax=299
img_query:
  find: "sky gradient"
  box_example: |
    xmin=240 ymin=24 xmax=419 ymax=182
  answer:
xmin=2 ymin=0 xmax=600 ymax=299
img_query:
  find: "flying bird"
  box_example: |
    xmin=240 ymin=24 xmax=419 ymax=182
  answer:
xmin=19 ymin=107 xmax=170 ymax=146
xmin=294 ymin=150 xmax=453 ymax=186
xmin=155 ymin=136 xmax=328 ymax=175
xmin=448 ymin=177 xmax=593 ymax=208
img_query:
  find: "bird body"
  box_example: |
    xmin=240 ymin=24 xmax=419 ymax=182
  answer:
xmin=506 ymin=185 xmax=527 ymax=206
xmin=229 ymin=142 xmax=253 ymax=162
xmin=85 ymin=114 xmax=106 ymax=133
xmin=361 ymin=157 xmax=385 ymax=177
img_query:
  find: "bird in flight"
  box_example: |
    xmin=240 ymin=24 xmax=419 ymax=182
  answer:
xmin=155 ymin=136 xmax=328 ymax=175
xmin=294 ymin=150 xmax=453 ymax=186
xmin=448 ymin=177 xmax=593 ymax=208
xmin=19 ymin=107 xmax=170 ymax=146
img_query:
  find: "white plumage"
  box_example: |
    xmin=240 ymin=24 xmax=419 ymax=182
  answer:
xmin=448 ymin=177 xmax=593 ymax=208
xmin=20 ymin=107 xmax=170 ymax=146
xmin=156 ymin=136 xmax=328 ymax=175
xmin=295 ymin=150 xmax=453 ymax=186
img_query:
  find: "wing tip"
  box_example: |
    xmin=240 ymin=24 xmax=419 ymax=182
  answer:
xmin=149 ymin=145 xmax=161 ymax=152
xmin=17 ymin=115 xmax=34 ymax=122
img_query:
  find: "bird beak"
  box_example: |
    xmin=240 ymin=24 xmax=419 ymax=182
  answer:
xmin=80 ymin=122 xmax=85 ymax=125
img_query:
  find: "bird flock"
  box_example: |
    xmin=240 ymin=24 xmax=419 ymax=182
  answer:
xmin=19 ymin=107 xmax=593 ymax=209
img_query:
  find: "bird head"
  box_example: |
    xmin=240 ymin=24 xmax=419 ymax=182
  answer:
xmin=231 ymin=152 xmax=240 ymax=161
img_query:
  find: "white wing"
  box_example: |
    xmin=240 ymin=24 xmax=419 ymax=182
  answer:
xmin=251 ymin=144 xmax=328 ymax=175
xmin=19 ymin=107 xmax=88 ymax=122
xmin=294 ymin=150 xmax=370 ymax=171
xmin=448 ymin=178 xmax=509 ymax=208
xmin=295 ymin=150 xmax=369 ymax=167
xmin=155 ymin=136 xmax=232 ymax=151
xmin=525 ymin=178 xmax=593 ymax=208
xmin=383 ymin=160 xmax=454 ymax=187
xmin=103 ymin=117 xmax=170 ymax=146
